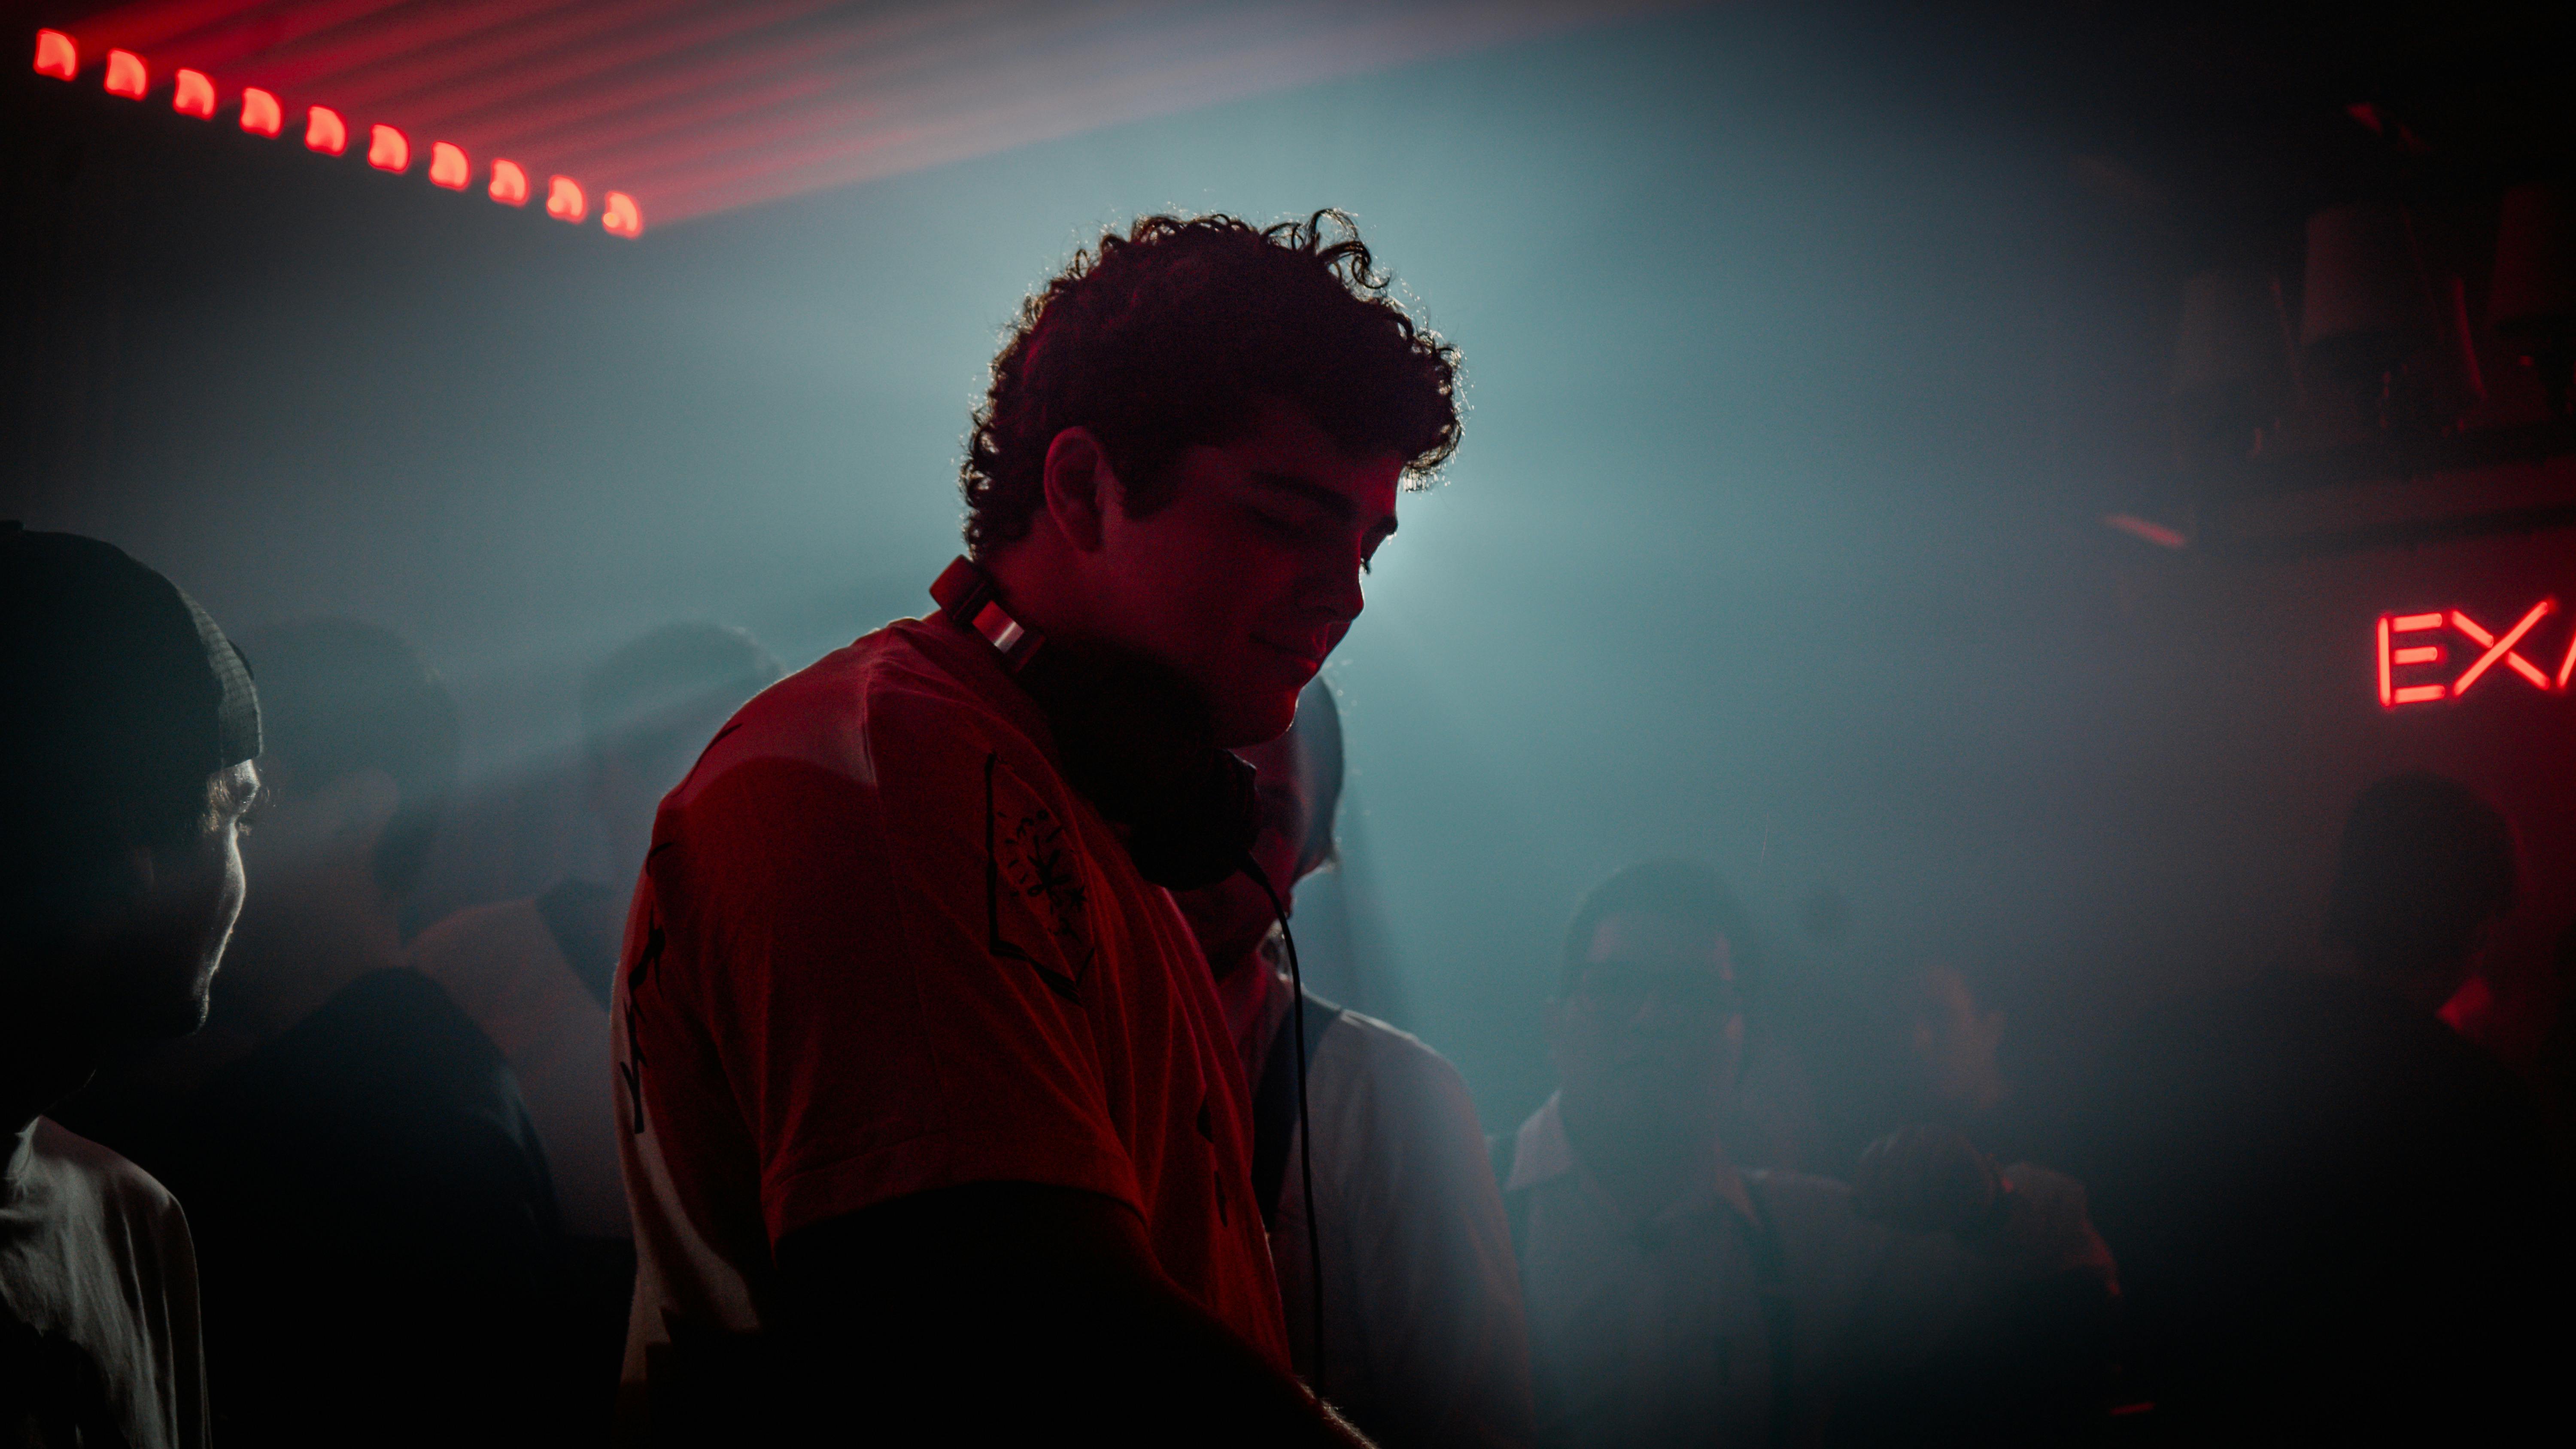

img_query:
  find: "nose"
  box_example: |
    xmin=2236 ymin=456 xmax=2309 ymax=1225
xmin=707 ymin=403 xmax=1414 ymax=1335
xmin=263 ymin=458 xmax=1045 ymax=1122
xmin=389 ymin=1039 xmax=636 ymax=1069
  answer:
xmin=1318 ymin=537 xmax=1369 ymax=624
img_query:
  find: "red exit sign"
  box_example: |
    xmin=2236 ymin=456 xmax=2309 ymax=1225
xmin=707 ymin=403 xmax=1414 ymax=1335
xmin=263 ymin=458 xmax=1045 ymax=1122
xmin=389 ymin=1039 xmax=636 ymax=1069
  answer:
xmin=2376 ymin=601 xmax=2576 ymax=707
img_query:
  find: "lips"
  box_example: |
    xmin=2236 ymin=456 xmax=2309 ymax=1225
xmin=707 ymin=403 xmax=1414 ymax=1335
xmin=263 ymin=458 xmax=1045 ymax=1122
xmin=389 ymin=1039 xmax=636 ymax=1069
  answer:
xmin=1251 ymin=635 xmax=1329 ymax=671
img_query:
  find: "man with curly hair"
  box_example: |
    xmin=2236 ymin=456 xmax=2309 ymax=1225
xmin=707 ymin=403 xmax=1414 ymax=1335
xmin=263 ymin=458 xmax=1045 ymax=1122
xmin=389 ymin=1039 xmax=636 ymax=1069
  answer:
xmin=613 ymin=212 xmax=1458 ymax=1444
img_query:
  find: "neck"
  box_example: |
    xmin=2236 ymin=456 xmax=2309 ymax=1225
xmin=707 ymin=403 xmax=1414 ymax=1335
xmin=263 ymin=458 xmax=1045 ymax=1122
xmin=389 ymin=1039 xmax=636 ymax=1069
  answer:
xmin=980 ymin=540 xmax=1108 ymax=651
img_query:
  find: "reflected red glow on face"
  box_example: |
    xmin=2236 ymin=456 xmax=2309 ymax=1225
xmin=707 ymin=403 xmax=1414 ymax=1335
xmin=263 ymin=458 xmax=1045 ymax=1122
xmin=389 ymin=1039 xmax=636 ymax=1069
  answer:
xmin=2378 ymin=600 xmax=2568 ymax=707
xmin=104 ymin=49 xmax=147 ymax=99
xmin=546 ymin=175 xmax=586 ymax=222
xmin=305 ymin=105 xmax=346 ymax=155
xmin=33 ymin=30 xmax=77 ymax=81
xmin=1084 ymin=400 xmax=1399 ymax=746
xmin=367 ymin=124 xmax=409 ymax=172
xmin=489 ymin=160 xmax=529 ymax=205
xmin=173 ymin=68 xmax=215 ymax=118
xmin=240 ymin=88 xmax=282 ymax=136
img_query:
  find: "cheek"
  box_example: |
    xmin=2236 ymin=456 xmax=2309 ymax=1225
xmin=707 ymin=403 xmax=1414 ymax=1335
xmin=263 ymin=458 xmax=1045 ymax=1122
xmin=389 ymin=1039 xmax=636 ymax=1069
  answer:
xmin=216 ymin=833 xmax=249 ymax=937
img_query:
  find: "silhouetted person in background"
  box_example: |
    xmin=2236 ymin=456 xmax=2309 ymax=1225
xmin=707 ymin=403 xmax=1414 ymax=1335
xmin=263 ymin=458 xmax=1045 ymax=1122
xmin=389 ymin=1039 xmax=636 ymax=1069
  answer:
xmin=410 ymin=622 xmax=782 ymax=1414
xmin=1499 ymin=861 xmax=2118 ymax=1448
xmin=1176 ymin=679 xmax=1537 ymax=1449
xmin=2078 ymin=772 xmax=2561 ymax=1439
xmin=0 ymin=525 xmax=259 ymax=1447
xmin=613 ymin=212 xmax=1458 ymax=1445
xmin=69 ymin=618 xmax=570 ymax=1446
xmin=1798 ymin=952 xmax=2068 ymax=1183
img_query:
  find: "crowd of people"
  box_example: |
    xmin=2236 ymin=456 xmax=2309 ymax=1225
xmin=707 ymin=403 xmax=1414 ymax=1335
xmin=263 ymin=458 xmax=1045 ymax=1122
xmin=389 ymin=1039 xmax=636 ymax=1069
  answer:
xmin=4 ymin=211 xmax=2567 ymax=1446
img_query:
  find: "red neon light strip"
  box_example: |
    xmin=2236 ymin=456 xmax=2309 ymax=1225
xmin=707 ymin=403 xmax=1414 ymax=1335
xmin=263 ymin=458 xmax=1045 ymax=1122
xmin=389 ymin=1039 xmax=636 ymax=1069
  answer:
xmin=2449 ymin=601 xmax=2554 ymax=695
xmin=2393 ymin=685 xmax=2448 ymax=705
xmin=2392 ymin=646 xmax=2442 ymax=666
xmin=2392 ymin=612 xmax=2444 ymax=632
xmin=2377 ymin=615 xmax=2394 ymax=708
xmin=105 ymin=50 xmax=148 ymax=99
xmin=27 ymin=28 xmax=629 ymax=241
xmin=428 ymin=142 xmax=470 ymax=189
xmin=489 ymin=159 xmax=529 ymax=205
xmin=546 ymin=175 xmax=586 ymax=222
xmin=2560 ymin=633 xmax=2576 ymax=691
xmin=173 ymin=69 xmax=216 ymax=119
xmin=306 ymin=106 xmax=347 ymax=155
xmin=601 ymin=191 xmax=644 ymax=238
xmin=34 ymin=30 xmax=78 ymax=81
xmin=241 ymin=88 xmax=283 ymax=136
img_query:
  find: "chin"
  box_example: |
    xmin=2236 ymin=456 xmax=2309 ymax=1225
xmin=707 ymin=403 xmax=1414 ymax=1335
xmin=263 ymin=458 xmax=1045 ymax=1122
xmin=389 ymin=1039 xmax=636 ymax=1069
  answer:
xmin=1212 ymin=683 xmax=1303 ymax=749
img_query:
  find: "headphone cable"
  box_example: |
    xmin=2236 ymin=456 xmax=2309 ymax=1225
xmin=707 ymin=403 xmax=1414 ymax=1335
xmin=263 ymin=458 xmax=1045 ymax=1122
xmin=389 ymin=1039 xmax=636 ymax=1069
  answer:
xmin=1242 ymin=855 xmax=1325 ymax=1400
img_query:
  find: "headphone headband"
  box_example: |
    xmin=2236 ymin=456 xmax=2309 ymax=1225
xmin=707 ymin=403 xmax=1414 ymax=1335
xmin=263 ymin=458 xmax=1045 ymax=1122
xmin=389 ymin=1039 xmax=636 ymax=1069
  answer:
xmin=930 ymin=556 xmax=1044 ymax=672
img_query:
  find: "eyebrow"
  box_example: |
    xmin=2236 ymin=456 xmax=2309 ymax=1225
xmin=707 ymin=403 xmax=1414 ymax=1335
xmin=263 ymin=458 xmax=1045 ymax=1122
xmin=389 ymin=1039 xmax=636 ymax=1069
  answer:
xmin=1249 ymin=470 xmax=1399 ymax=539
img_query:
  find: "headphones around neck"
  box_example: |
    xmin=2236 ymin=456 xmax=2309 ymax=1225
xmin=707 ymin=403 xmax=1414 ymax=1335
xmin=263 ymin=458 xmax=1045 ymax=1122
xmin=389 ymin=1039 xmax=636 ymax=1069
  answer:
xmin=932 ymin=557 xmax=1258 ymax=891
xmin=930 ymin=555 xmax=1331 ymax=1394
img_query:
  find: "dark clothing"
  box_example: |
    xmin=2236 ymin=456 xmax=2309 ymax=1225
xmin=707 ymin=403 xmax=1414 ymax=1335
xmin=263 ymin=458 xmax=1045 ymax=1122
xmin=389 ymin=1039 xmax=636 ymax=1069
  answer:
xmin=155 ymin=969 xmax=572 ymax=1446
xmin=2074 ymin=970 xmax=2561 ymax=1439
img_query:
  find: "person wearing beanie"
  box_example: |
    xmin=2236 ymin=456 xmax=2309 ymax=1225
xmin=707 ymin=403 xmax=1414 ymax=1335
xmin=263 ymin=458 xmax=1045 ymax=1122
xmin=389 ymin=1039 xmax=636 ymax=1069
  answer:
xmin=0 ymin=522 xmax=262 ymax=1448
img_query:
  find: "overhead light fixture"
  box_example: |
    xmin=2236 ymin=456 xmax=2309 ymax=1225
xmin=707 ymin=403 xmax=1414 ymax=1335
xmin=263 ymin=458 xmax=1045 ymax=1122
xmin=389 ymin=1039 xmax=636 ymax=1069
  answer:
xmin=240 ymin=88 xmax=282 ymax=136
xmin=30 ymin=38 xmax=638 ymax=239
xmin=2300 ymin=203 xmax=2479 ymax=431
xmin=305 ymin=106 xmax=346 ymax=155
xmin=2171 ymin=268 xmax=2298 ymax=472
xmin=33 ymin=30 xmax=77 ymax=80
xmin=546 ymin=176 xmax=586 ymax=223
xmin=172 ymin=68 xmax=215 ymax=119
xmin=489 ymin=160 xmax=529 ymax=206
xmin=429 ymin=142 xmax=470 ymax=190
xmin=2490 ymin=183 xmax=2576 ymax=417
xmin=103 ymin=49 xmax=146 ymax=99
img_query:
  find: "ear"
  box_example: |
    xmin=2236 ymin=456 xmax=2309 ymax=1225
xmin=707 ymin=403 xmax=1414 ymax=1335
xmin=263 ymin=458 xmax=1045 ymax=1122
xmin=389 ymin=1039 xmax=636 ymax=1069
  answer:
xmin=328 ymin=767 xmax=403 ymax=861
xmin=1041 ymin=427 xmax=1118 ymax=553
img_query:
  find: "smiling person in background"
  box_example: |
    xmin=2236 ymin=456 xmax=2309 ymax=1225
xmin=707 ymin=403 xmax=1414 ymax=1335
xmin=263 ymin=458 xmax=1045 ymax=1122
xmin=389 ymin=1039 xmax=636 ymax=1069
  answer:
xmin=1499 ymin=861 xmax=2120 ymax=1448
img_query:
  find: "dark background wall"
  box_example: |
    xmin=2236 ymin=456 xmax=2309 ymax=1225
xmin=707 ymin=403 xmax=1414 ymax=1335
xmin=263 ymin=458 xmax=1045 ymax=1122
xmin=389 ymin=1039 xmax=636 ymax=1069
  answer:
xmin=9 ymin=0 xmax=2573 ymax=1134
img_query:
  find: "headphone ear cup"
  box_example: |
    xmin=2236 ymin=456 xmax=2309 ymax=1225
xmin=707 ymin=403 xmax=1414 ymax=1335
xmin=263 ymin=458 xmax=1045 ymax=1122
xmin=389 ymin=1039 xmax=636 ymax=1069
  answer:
xmin=1121 ymin=747 xmax=1259 ymax=891
xmin=1014 ymin=636 xmax=1259 ymax=890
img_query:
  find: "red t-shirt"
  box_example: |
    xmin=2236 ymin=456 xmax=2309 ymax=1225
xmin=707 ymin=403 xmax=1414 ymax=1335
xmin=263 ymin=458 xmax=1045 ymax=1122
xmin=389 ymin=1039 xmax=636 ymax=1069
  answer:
xmin=611 ymin=616 xmax=1289 ymax=1425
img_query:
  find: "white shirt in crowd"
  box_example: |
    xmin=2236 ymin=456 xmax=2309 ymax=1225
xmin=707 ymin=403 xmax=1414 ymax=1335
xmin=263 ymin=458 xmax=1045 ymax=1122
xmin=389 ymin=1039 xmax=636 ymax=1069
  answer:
xmin=1503 ymin=1093 xmax=2116 ymax=1449
xmin=0 ymin=1119 xmax=208 ymax=1448
xmin=1246 ymin=962 xmax=1538 ymax=1449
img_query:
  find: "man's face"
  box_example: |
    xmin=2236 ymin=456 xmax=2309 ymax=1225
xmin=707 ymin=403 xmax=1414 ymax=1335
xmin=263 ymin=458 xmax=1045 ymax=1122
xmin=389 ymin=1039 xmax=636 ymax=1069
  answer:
xmin=86 ymin=761 xmax=258 ymax=1039
xmin=1089 ymin=400 xmax=1400 ymax=747
xmin=1548 ymin=911 xmax=1744 ymax=1143
xmin=1174 ymin=724 xmax=1315 ymax=976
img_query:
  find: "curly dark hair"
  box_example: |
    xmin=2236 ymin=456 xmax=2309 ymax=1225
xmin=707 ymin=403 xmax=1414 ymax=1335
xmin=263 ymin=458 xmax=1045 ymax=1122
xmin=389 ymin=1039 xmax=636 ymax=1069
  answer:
xmin=961 ymin=210 xmax=1462 ymax=558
